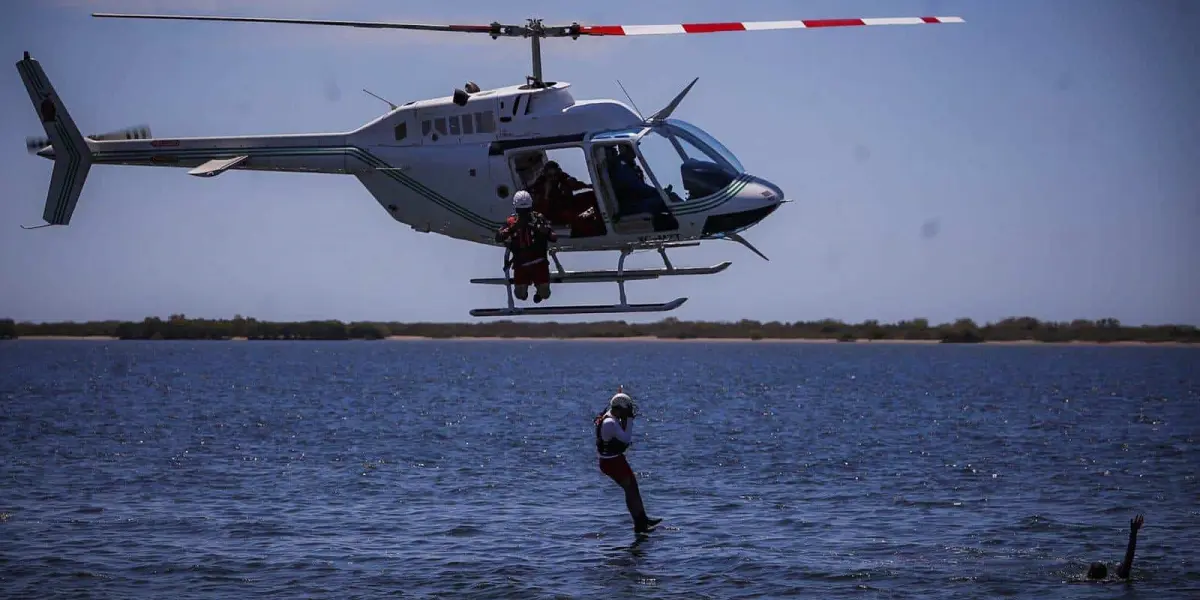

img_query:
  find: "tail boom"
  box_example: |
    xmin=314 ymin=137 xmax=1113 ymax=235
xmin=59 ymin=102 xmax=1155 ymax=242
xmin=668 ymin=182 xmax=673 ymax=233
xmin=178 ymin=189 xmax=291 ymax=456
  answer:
xmin=17 ymin=51 xmax=358 ymax=228
xmin=86 ymin=134 xmax=354 ymax=176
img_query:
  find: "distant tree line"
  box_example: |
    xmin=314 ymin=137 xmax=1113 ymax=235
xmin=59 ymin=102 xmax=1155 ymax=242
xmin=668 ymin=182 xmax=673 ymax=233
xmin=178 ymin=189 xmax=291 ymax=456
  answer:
xmin=1 ymin=314 xmax=1197 ymax=343
xmin=0 ymin=318 xmax=17 ymax=340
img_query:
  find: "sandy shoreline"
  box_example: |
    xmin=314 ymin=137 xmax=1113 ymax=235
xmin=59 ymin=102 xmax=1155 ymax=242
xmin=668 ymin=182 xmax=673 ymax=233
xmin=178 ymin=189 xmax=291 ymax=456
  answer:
xmin=382 ymin=336 xmax=1192 ymax=346
xmin=7 ymin=335 xmax=1193 ymax=346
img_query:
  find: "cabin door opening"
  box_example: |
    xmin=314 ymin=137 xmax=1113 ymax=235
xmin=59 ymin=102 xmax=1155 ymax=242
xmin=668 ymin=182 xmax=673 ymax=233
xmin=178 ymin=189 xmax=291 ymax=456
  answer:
xmin=506 ymin=146 xmax=606 ymax=239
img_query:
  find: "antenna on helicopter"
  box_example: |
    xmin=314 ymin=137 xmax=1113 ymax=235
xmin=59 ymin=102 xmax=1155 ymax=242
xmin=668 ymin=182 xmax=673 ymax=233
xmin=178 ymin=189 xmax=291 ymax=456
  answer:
xmin=615 ymin=80 xmax=644 ymax=120
xmin=90 ymin=12 xmax=963 ymax=89
xmin=362 ymin=88 xmax=397 ymax=111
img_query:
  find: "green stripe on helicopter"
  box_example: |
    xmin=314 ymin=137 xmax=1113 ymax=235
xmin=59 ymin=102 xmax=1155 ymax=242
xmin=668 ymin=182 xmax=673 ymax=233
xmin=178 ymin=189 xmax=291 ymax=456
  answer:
xmin=94 ymin=145 xmax=500 ymax=230
xmin=94 ymin=144 xmax=501 ymax=229
xmin=92 ymin=145 xmax=748 ymax=229
xmin=671 ymin=176 xmax=751 ymax=215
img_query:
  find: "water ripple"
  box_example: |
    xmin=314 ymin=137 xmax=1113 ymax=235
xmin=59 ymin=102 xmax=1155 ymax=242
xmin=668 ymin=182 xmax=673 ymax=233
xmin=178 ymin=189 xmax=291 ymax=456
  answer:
xmin=1 ymin=340 xmax=1197 ymax=598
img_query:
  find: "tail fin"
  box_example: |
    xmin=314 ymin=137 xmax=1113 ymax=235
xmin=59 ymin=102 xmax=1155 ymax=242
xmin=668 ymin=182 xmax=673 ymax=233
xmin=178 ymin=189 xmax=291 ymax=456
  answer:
xmin=16 ymin=51 xmax=93 ymax=227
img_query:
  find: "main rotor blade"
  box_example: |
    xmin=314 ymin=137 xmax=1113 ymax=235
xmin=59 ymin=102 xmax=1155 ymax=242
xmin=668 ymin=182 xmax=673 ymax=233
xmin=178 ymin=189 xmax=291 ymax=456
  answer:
xmin=578 ymin=16 xmax=963 ymax=36
xmin=91 ymin=13 xmax=503 ymax=35
xmin=90 ymin=13 xmax=964 ymax=39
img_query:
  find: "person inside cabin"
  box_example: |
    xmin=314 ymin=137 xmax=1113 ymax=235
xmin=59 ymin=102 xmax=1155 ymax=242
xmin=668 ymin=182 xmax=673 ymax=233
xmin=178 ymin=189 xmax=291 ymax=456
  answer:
xmin=605 ymin=145 xmax=677 ymax=230
xmin=527 ymin=160 xmax=606 ymax=237
xmin=1082 ymin=514 xmax=1144 ymax=582
xmin=605 ymin=146 xmax=653 ymax=219
xmin=495 ymin=190 xmax=557 ymax=304
xmin=529 ymin=160 xmax=591 ymax=224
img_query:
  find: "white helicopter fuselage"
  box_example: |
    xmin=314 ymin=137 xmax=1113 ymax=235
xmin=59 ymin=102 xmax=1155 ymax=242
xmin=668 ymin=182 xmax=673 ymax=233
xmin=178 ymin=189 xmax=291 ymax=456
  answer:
xmin=47 ymin=79 xmax=784 ymax=251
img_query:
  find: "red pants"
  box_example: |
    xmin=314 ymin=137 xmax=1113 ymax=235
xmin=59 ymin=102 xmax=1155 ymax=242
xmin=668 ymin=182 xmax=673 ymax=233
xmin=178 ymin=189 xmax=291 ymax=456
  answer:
xmin=513 ymin=258 xmax=549 ymax=286
xmin=599 ymin=454 xmax=634 ymax=482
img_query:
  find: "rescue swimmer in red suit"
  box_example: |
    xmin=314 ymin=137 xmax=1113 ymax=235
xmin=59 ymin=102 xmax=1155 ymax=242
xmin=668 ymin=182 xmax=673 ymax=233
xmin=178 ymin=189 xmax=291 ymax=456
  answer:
xmin=495 ymin=190 xmax=557 ymax=303
xmin=595 ymin=386 xmax=662 ymax=533
xmin=529 ymin=161 xmax=605 ymax=238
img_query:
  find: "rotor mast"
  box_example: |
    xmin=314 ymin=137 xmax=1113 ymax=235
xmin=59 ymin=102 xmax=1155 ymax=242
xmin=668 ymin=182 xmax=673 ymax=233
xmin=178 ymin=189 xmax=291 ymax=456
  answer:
xmin=531 ymin=32 xmax=542 ymax=85
xmin=486 ymin=18 xmax=583 ymax=88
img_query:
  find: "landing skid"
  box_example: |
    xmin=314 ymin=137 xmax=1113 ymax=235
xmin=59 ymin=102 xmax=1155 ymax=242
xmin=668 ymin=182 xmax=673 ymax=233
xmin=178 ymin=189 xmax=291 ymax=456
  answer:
xmin=469 ymin=298 xmax=686 ymax=318
xmin=469 ymin=262 xmax=730 ymax=285
xmin=469 ymin=245 xmax=724 ymax=318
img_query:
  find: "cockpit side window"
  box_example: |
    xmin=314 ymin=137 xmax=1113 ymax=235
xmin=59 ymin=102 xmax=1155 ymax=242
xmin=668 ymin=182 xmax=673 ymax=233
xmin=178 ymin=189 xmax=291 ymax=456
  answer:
xmin=598 ymin=142 xmax=669 ymax=215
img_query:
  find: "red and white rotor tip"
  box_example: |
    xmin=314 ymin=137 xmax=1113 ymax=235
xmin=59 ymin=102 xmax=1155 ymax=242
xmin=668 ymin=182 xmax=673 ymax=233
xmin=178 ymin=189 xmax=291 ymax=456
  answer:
xmin=578 ymin=16 xmax=964 ymax=36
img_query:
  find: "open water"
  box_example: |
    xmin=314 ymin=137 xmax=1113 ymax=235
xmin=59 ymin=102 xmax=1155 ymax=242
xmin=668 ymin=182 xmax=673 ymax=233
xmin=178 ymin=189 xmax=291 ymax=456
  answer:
xmin=1 ymin=339 xmax=1197 ymax=599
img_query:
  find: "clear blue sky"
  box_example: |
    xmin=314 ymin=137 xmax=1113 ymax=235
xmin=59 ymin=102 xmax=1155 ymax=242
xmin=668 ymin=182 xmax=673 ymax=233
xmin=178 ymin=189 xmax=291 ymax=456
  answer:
xmin=2 ymin=0 xmax=1196 ymax=326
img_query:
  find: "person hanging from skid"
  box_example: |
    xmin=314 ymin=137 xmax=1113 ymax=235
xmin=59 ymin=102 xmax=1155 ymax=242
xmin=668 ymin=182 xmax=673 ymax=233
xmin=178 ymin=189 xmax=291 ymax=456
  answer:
xmin=495 ymin=190 xmax=557 ymax=303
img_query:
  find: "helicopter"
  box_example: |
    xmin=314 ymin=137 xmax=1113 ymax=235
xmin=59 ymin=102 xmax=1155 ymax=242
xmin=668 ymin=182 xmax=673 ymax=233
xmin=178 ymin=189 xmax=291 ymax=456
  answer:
xmin=17 ymin=12 xmax=963 ymax=318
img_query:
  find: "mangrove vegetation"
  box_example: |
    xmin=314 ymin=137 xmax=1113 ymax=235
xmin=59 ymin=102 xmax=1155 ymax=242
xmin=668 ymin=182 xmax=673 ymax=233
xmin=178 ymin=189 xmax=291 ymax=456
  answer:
xmin=1 ymin=315 xmax=1197 ymax=343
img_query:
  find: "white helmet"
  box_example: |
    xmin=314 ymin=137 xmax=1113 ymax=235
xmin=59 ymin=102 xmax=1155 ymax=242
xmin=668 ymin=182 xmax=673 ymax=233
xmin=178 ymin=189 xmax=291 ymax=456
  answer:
xmin=512 ymin=190 xmax=533 ymax=210
xmin=609 ymin=391 xmax=635 ymax=415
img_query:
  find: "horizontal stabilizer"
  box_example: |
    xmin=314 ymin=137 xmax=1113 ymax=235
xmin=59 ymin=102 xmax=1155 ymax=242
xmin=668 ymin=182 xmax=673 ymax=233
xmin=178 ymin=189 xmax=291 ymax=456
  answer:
xmin=188 ymin=155 xmax=249 ymax=177
xmin=470 ymin=297 xmax=687 ymax=317
xmin=26 ymin=125 xmax=150 ymax=157
xmin=469 ymin=262 xmax=731 ymax=285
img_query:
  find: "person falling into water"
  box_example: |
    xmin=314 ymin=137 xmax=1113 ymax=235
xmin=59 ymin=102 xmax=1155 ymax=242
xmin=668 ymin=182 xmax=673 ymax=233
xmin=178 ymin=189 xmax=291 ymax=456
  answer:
xmin=594 ymin=386 xmax=662 ymax=533
xmin=1085 ymin=514 xmax=1144 ymax=582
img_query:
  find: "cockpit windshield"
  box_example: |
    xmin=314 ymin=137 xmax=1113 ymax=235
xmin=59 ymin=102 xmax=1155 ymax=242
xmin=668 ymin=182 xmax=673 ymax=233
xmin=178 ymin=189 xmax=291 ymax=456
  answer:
xmin=662 ymin=119 xmax=744 ymax=173
xmin=631 ymin=120 xmax=745 ymax=202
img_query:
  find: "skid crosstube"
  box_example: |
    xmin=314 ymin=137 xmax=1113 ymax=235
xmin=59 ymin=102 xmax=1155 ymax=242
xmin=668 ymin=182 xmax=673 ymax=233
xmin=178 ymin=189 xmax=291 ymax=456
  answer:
xmin=469 ymin=261 xmax=730 ymax=286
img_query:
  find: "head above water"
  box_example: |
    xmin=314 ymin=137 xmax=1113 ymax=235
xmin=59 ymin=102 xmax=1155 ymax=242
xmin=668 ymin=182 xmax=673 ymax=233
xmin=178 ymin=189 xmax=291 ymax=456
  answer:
xmin=1087 ymin=562 xmax=1107 ymax=579
xmin=609 ymin=385 xmax=636 ymax=418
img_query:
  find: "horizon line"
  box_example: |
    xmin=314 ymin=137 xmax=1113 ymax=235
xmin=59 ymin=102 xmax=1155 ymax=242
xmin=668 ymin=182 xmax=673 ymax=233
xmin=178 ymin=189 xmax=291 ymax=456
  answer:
xmin=3 ymin=315 xmax=1199 ymax=328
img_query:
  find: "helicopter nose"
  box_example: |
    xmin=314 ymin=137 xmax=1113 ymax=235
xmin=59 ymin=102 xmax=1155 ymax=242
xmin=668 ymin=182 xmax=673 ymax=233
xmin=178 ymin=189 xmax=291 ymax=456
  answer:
xmin=699 ymin=175 xmax=785 ymax=236
xmin=760 ymin=179 xmax=785 ymax=204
